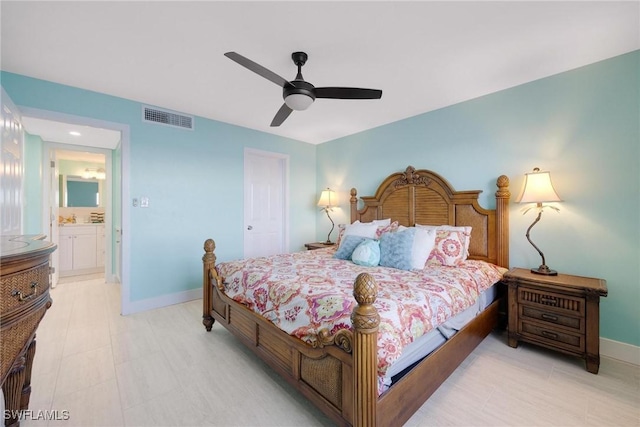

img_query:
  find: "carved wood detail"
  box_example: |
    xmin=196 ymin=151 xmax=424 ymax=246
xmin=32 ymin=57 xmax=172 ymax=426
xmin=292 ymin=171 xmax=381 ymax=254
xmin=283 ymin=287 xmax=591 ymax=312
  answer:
xmin=393 ymin=165 xmax=431 ymax=188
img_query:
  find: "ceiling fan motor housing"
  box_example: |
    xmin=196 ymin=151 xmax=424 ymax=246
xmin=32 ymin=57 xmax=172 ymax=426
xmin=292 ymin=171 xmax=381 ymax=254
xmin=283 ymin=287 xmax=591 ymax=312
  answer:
xmin=284 ymin=52 xmax=315 ymax=110
xmin=283 ymin=80 xmax=316 ymax=110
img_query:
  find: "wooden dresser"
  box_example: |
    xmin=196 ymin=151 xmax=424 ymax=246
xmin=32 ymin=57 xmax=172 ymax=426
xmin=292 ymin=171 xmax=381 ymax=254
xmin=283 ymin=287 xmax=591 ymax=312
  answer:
xmin=504 ymin=268 xmax=607 ymax=374
xmin=1 ymin=235 xmax=56 ymax=427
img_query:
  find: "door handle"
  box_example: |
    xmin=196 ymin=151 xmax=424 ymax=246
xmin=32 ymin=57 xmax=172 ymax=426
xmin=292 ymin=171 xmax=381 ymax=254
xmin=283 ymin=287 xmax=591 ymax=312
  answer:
xmin=247 ymin=225 xmax=253 ymax=230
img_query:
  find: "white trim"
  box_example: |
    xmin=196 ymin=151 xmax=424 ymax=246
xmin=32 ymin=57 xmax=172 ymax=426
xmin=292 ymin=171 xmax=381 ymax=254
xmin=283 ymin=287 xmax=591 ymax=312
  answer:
xmin=601 ymin=337 xmax=640 ymax=366
xmin=119 ymin=126 xmax=131 ymax=315
xmin=124 ymin=288 xmax=202 ymax=315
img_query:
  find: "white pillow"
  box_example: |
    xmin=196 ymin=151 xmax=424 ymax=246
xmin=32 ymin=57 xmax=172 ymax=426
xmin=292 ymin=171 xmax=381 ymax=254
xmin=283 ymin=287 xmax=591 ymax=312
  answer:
xmin=395 ymin=226 xmax=437 ymax=269
xmin=339 ymin=221 xmax=379 ymax=248
xmin=371 ymin=218 xmax=391 ymax=226
xmin=411 ymin=227 xmax=437 ymax=269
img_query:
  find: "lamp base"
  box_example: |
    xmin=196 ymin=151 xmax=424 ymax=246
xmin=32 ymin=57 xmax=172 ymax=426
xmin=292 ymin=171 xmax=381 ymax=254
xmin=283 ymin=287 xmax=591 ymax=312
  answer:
xmin=531 ymin=265 xmax=558 ymax=276
xmin=323 ymin=240 xmax=335 ymax=245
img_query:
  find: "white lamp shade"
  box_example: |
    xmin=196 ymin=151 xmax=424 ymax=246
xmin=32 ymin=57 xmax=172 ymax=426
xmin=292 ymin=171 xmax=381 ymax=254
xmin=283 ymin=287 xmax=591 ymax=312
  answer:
xmin=317 ymin=188 xmax=337 ymax=208
xmin=285 ymin=93 xmax=314 ymax=111
xmin=517 ymin=169 xmax=562 ymax=203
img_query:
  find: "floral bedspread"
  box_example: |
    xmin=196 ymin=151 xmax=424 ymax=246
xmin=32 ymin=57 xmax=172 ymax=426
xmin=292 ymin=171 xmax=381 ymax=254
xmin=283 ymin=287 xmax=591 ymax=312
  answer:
xmin=216 ymin=248 xmax=505 ymax=394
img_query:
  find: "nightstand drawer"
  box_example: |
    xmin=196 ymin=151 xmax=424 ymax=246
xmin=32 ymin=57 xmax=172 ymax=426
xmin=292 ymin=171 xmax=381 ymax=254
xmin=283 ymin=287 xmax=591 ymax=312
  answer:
xmin=520 ymin=320 xmax=584 ymax=352
xmin=518 ymin=287 xmax=584 ymax=317
xmin=520 ymin=305 xmax=584 ymax=332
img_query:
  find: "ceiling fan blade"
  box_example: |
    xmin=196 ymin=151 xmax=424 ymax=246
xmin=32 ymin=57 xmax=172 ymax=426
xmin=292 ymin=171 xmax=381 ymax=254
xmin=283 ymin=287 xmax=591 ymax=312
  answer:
xmin=270 ymin=103 xmax=293 ymax=127
xmin=224 ymin=52 xmax=294 ymax=89
xmin=314 ymin=87 xmax=382 ymax=100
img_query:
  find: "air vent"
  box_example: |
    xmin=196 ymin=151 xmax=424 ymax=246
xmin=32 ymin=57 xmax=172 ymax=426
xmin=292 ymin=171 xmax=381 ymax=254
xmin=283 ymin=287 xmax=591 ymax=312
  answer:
xmin=142 ymin=106 xmax=194 ymax=130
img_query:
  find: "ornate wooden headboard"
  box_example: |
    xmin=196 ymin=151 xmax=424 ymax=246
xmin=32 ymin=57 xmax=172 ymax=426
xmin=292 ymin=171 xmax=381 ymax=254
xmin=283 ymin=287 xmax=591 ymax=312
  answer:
xmin=349 ymin=166 xmax=511 ymax=268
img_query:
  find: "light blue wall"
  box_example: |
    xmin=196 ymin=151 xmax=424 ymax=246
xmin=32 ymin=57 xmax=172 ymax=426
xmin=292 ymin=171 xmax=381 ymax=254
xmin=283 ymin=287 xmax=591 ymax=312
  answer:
xmin=2 ymin=72 xmax=317 ymax=303
xmin=317 ymin=51 xmax=640 ymax=346
xmin=24 ymin=132 xmax=43 ymax=234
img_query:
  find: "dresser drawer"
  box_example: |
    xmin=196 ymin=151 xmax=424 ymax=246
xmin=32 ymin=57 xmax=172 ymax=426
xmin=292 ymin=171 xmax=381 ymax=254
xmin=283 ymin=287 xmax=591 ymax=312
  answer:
xmin=520 ymin=320 xmax=584 ymax=352
xmin=518 ymin=287 xmax=585 ymax=317
xmin=0 ymin=261 xmax=50 ymax=314
xmin=520 ymin=305 xmax=584 ymax=333
xmin=0 ymin=303 xmax=48 ymax=383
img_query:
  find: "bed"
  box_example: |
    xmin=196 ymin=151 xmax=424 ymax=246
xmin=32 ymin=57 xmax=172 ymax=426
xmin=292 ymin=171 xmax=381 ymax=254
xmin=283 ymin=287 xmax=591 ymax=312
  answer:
xmin=202 ymin=166 xmax=511 ymax=426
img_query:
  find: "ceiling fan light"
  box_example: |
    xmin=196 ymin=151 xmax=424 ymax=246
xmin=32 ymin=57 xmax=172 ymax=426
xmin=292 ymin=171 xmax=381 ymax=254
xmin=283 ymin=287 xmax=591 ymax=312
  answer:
xmin=285 ymin=93 xmax=314 ymax=111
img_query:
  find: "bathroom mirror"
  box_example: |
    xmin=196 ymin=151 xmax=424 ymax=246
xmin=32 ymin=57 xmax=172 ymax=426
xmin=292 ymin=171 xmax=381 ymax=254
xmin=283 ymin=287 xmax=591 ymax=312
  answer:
xmin=59 ymin=175 xmax=101 ymax=207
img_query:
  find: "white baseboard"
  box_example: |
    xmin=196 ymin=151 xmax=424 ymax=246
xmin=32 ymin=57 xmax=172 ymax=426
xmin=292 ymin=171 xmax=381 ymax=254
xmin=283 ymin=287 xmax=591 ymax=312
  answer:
xmin=601 ymin=337 xmax=640 ymax=366
xmin=123 ymin=287 xmax=202 ymax=315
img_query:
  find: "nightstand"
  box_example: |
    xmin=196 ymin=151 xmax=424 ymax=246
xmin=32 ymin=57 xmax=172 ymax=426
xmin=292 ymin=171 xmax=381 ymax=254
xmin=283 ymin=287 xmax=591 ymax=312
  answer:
xmin=503 ymin=268 xmax=607 ymax=374
xmin=304 ymin=242 xmax=336 ymax=250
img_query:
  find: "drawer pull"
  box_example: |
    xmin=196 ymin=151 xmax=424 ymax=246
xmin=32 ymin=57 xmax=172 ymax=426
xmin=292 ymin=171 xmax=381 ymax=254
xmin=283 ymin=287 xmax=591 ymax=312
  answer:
xmin=541 ymin=313 xmax=558 ymax=322
xmin=12 ymin=282 xmax=38 ymax=302
xmin=541 ymin=330 xmax=558 ymax=339
xmin=540 ymin=297 xmax=557 ymax=305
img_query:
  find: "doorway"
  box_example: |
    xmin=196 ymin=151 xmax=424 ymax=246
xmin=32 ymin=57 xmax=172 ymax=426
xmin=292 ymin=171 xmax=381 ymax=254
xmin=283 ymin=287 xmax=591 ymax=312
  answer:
xmin=20 ymin=108 xmax=129 ymax=314
xmin=48 ymin=147 xmax=109 ymax=285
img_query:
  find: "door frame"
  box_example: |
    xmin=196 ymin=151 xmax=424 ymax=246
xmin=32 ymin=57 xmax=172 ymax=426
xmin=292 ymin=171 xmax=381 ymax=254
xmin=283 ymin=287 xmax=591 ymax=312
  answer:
xmin=23 ymin=106 xmax=131 ymax=315
xmin=243 ymin=148 xmax=290 ymax=257
xmin=43 ymin=142 xmax=112 ymax=284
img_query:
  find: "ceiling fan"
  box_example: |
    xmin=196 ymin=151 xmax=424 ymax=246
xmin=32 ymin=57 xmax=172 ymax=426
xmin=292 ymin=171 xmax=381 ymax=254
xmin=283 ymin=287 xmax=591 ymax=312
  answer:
xmin=224 ymin=51 xmax=383 ymax=127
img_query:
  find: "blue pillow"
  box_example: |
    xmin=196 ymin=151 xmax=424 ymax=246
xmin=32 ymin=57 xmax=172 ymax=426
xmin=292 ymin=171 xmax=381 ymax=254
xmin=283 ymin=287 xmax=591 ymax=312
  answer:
xmin=379 ymin=228 xmax=415 ymax=270
xmin=334 ymin=235 xmax=367 ymax=260
xmin=351 ymin=239 xmax=380 ymax=267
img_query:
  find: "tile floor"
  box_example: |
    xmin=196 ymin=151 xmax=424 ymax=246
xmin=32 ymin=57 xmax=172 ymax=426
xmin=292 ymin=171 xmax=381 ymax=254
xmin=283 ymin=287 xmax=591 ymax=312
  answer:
xmin=17 ymin=276 xmax=640 ymax=426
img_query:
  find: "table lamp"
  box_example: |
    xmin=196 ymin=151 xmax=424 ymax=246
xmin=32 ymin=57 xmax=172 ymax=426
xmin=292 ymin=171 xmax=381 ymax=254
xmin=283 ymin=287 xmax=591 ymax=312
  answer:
xmin=317 ymin=188 xmax=337 ymax=244
xmin=517 ymin=168 xmax=562 ymax=275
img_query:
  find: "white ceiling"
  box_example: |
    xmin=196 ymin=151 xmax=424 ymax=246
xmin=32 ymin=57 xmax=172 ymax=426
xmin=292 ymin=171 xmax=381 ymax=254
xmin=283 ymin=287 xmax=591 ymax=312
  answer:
xmin=21 ymin=116 xmax=121 ymax=149
xmin=2 ymin=1 xmax=638 ymax=145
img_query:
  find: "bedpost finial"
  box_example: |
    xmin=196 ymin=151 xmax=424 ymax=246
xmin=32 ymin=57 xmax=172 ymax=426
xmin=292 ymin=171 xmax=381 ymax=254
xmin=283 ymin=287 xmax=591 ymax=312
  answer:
xmin=353 ymin=273 xmax=377 ymax=305
xmin=203 ymin=239 xmax=217 ymax=266
xmin=496 ymin=175 xmax=510 ymax=199
xmin=351 ymin=273 xmax=380 ymax=332
xmin=204 ymin=238 xmax=216 ymax=253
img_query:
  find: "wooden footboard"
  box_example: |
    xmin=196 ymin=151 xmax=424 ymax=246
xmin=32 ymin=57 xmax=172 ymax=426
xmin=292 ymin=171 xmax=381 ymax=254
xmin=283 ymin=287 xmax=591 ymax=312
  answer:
xmin=202 ymin=239 xmax=366 ymax=425
xmin=203 ymin=241 xmax=501 ymax=427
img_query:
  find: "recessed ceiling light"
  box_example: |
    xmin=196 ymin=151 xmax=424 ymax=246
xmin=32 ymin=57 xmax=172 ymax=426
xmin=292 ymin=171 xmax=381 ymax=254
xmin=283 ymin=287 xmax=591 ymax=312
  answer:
xmin=69 ymin=131 xmax=81 ymax=136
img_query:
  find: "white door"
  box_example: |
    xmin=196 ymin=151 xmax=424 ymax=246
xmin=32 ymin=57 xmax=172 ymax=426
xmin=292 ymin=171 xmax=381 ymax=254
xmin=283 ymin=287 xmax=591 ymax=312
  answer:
xmin=1 ymin=88 xmax=24 ymax=235
xmin=244 ymin=149 xmax=289 ymax=259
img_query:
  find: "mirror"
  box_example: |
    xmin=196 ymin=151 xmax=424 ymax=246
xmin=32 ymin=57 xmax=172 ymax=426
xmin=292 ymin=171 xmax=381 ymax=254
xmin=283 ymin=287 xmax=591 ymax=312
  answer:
xmin=57 ymin=157 xmax=106 ymax=208
xmin=60 ymin=175 xmax=100 ymax=207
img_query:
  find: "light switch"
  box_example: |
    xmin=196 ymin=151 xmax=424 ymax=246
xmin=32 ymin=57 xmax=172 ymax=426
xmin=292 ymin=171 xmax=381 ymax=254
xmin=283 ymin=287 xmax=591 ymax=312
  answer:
xmin=140 ymin=196 xmax=149 ymax=208
xmin=132 ymin=198 xmax=138 ymax=207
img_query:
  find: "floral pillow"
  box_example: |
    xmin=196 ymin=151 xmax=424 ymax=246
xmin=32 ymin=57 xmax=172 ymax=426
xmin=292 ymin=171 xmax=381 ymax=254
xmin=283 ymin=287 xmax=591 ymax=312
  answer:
xmin=416 ymin=225 xmax=472 ymax=266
